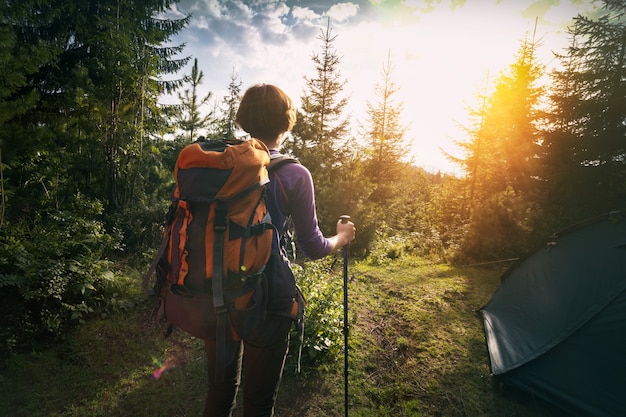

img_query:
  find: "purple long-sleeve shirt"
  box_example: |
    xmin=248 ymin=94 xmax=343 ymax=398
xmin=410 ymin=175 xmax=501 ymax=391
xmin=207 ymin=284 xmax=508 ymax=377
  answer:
xmin=266 ymin=150 xmax=332 ymax=260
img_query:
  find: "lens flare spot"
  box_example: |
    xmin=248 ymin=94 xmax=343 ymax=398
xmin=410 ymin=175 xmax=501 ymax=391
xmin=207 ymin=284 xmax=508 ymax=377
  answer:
xmin=152 ymin=361 xmax=173 ymax=379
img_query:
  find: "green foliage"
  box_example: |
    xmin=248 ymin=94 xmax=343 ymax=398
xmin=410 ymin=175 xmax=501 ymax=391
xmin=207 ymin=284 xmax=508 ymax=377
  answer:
xmin=444 ymin=0 xmax=626 ymax=261
xmin=290 ymin=257 xmax=345 ymax=365
xmin=0 ymin=0 xmax=190 ymax=353
xmin=365 ymin=223 xmax=407 ymax=265
xmin=0 ymin=1 xmax=63 ymax=125
xmin=445 ymin=32 xmax=550 ymax=262
xmin=363 ymin=51 xmax=409 ymax=208
xmin=456 ymin=187 xmax=539 ymax=264
xmin=105 ymin=195 xmax=171 ymax=263
xmin=0 ymin=0 xmax=190 ymax=218
xmin=0 ymin=194 xmax=122 ymax=353
xmin=365 ymin=222 xmax=447 ymax=267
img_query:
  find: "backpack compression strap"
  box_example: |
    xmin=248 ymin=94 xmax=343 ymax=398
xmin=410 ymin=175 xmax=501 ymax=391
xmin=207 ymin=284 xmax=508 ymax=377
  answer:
xmin=212 ymin=200 xmax=229 ymax=383
xmin=142 ymin=201 xmax=178 ymax=292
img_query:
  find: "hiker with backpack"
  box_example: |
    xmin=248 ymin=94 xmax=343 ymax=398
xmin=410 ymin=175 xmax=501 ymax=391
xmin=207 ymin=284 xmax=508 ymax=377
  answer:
xmin=143 ymin=82 xmax=356 ymax=417
xmin=200 ymin=83 xmax=356 ymax=417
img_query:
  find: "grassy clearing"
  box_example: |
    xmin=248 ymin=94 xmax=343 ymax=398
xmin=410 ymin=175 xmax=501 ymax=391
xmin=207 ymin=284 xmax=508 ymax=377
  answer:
xmin=1 ymin=260 xmax=567 ymax=416
xmin=344 ymin=261 xmax=521 ymax=417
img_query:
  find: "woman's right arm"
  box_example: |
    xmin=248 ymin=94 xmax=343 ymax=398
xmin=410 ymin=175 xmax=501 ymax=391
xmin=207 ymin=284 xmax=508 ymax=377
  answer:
xmin=287 ymin=165 xmax=355 ymax=259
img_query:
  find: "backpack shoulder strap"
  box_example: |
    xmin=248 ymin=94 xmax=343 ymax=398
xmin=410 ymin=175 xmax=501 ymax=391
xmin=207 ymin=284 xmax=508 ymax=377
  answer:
xmin=267 ymin=154 xmax=300 ymax=260
xmin=268 ymin=154 xmax=299 ymax=173
xmin=267 ymin=154 xmax=299 ymax=205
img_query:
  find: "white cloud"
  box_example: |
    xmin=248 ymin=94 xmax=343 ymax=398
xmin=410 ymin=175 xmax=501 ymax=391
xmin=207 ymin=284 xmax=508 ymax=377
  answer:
xmin=326 ymin=2 xmax=360 ymax=22
xmin=176 ymin=0 xmax=226 ymax=19
xmin=263 ymin=3 xmax=292 ymax=35
xmin=292 ymin=6 xmax=320 ymax=21
xmin=205 ymin=0 xmax=225 ymax=18
xmin=192 ymin=14 xmax=210 ymax=29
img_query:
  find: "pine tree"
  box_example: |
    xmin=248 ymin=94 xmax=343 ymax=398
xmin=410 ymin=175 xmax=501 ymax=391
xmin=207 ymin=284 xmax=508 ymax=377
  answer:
xmin=364 ymin=50 xmax=408 ymax=205
xmin=290 ymin=19 xmax=349 ymax=175
xmin=0 ymin=0 xmax=69 ymax=219
xmin=49 ymin=0 xmax=190 ymax=211
xmin=454 ymin=29 xmax=546 ymax=260
xmin=0 ymin=0 xmax=191 ymax=348
xmin=176 ymin=58 xmax=213 ymax=142
xmin=0 ymin=0 xmax=190 ymax=216
xmin=458 ymin=30 xmax=544 ymax=204
xmin=287 ymin=19 xmax=351 ymax=231
xmin=212 ymin=68 xmax=242 ymax=140
xmin=543 ymin=0 xmax=626 ymax=221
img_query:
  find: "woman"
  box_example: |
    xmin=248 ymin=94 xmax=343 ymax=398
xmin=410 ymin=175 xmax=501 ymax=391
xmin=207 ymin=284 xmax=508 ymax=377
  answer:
xmin=203 ymin=84 xmax=356 ymax=417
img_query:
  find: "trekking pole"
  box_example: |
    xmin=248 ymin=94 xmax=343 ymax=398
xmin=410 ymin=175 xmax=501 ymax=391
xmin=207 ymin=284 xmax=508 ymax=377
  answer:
xmin=339 ymin=214 xmax=351 ymax=417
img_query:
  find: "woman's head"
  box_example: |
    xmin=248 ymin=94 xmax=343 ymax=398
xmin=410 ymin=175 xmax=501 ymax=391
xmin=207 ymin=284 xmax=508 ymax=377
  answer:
xmin=235 ymin=84 xmax=296 ymax=142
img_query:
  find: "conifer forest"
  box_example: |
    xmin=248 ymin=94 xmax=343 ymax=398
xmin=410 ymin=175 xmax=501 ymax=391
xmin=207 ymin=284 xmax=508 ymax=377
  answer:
xmin=1 ymin=0 xmax=625 ymax=355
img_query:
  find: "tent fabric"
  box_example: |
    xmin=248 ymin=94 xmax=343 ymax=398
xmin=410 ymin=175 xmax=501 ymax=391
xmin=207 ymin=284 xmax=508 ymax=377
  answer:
xmin=500 ymin=292 xmax=626 ymax=417
xmin=480 ymin=212 xmax=626 ymax=417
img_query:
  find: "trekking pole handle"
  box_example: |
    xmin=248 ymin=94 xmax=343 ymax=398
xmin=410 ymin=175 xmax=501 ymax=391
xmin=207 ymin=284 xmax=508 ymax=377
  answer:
xmin=339 ymin=215 xmax=351 ymax=224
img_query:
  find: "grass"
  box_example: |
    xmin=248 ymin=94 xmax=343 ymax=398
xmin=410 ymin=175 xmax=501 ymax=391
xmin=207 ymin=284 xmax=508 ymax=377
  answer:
xmin=1 ymin=259 xmax=569 ymax=416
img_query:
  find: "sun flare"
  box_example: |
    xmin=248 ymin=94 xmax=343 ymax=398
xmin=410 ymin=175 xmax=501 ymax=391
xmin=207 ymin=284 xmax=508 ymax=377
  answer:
xmin=333 ymin=3 xmax=567 ymax=173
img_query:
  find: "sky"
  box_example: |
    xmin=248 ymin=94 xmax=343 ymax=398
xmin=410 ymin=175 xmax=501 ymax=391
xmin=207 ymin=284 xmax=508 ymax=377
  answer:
xmin=162 ymin=0 xmax=600 ymax=174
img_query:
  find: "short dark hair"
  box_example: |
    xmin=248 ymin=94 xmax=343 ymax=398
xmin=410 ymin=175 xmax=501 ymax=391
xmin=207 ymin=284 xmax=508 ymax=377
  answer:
xmin=235 ymin=84 xmax=296 ymax=141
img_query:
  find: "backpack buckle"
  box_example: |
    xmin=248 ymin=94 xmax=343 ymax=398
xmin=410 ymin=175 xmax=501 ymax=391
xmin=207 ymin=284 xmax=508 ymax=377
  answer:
xmin=215 ymin=305 xmax=229 ymax=315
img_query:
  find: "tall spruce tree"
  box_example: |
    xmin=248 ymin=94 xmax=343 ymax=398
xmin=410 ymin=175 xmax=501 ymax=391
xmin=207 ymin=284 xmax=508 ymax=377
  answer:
xmin=2 ymin=0 xmax=189 ymax=213
xmin=364 ymin=50 xmax=408 ymax=205
xmin=0 ymin=0 xmax=190 ymax=248
xmin=290 ymin=20 xmax=349 ymax=174
xmin=543 ymin=0 xmax=626 ymax=222
xmin=454 ymin=30 xmax=546 ymax=260
xmin=462 ymin=34 xmax=543 ymax=202
xmin=0 ymin=0 xmax=71 ymax=221
xmin=60 ymin=0 xmax=189 ymax=211
xmin=288 ymin=19 xmax=351 ymax=231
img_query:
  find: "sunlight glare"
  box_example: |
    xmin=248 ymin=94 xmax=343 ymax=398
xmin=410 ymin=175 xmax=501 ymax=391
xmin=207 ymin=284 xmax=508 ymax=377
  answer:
xmin=336 ymin=2 xmax=548 ymax=173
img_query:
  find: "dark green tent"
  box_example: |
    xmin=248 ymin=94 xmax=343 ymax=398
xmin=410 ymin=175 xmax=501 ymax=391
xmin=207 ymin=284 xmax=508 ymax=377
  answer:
xmin=480 ymin=212 xmax=626 ymax=417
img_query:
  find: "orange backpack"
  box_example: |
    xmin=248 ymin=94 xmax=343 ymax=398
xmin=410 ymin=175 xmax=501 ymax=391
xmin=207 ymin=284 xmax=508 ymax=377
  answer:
xmin=143 ymin=138 xmax=276 ymax=380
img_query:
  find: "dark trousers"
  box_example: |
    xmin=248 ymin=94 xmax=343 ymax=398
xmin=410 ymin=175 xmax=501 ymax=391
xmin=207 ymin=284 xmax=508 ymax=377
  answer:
xmin=203 ymin=315 xmax=292 ymax=417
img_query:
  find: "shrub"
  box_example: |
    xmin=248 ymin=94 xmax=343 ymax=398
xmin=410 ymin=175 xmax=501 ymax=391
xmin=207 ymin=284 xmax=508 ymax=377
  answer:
xmin=0 ymin=195 xmax=121 ymax=353
xmin=366 ymin=223 xmax=406 ymax=265
xmin=289 ymin=257 xmax=345 ymax=367
xmin=454 ymin=188 xmax=538 ymax=263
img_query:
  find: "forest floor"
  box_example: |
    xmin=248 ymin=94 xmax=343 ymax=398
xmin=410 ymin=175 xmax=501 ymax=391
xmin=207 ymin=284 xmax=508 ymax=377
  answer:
xmin=1 ymin=260 xmax=571 ymax=417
